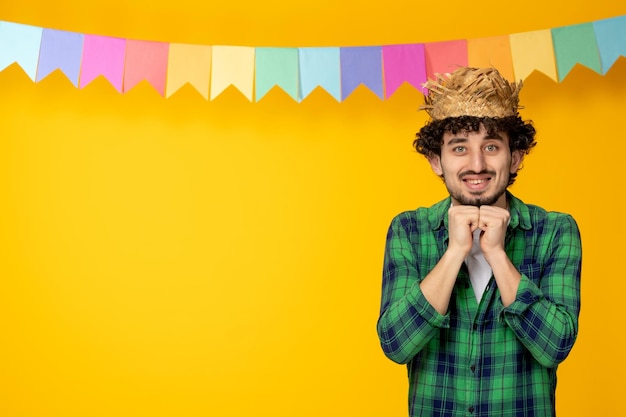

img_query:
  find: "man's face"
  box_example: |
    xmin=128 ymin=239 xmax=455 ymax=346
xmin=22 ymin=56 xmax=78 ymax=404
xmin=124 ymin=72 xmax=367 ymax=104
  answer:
xmin=427 ymin=124 xmax=523 ymax=208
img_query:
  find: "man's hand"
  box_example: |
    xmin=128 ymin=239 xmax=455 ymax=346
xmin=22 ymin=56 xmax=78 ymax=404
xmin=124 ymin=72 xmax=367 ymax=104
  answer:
xmin=447 ymin=205 xmax=480 ymax=259
xmin=477 ymin=205 xmax=510 ymax=260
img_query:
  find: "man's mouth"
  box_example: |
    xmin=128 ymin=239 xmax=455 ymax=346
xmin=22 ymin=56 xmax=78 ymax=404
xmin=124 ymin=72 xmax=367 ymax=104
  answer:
xmin=465 ymin=179 xmax=488 ymax=185
xmin=462 ymin=176 xmax=492 ymax=191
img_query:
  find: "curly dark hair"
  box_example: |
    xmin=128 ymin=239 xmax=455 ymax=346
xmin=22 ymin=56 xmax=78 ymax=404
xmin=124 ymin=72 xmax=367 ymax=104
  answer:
xmin=414 ymin=115 xmax=537 ymax=185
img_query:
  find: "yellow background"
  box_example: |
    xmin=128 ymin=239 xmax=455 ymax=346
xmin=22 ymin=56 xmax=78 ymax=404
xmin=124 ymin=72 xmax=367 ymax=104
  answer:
xmin=1 ymin=1 xmax=625 ymax=416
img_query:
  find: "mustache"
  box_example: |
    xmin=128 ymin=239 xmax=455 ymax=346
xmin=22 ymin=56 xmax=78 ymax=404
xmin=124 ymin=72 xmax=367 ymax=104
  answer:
xmin=458 ymin=170 xmax=496 ymax=178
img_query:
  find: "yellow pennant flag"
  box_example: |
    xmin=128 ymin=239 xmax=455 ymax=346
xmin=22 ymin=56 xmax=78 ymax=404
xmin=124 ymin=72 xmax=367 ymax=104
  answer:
xmin=210 ymin=46 xmax=255 ymax=101
xmin=510 ymin=30 xmax=558 ymax=82
xmin=166 ymin=43 xmax=212 ymax=99
xmin=467 ymin=35 xmax=515 ymax=81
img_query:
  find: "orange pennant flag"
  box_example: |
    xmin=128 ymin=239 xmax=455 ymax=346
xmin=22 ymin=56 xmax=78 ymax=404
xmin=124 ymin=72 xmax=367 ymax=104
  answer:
xmin=166 ymin=43 xmax=212 ymax=99
xmin=467 ymin=35 xmax=515 ymax=81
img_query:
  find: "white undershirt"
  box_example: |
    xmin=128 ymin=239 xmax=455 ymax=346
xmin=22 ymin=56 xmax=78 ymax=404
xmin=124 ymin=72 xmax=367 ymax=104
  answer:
xmin=464 ymin=228 xmax=492 ymax=302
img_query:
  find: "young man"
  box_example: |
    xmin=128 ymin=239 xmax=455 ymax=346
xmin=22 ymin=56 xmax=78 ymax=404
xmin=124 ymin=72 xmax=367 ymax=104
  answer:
xmin=377 ymin=67 xmax=582 ymax=417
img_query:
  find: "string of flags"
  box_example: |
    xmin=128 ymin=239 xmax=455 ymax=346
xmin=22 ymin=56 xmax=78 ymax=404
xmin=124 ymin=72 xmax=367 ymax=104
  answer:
xmin=0 ymin=15 xmax=625 ymax=102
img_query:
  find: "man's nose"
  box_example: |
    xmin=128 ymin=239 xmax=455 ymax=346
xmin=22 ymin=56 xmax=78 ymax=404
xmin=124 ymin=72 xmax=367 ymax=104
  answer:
xmin=468 ymin=151 xmax=487 ymax=172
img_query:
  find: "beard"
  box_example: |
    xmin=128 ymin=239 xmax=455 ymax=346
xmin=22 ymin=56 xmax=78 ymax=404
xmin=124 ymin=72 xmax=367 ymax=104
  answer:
xmin=450 ymin=190 xmax=503 ymax=207
xmin=443 ymin=170 xmax=509 ymax=207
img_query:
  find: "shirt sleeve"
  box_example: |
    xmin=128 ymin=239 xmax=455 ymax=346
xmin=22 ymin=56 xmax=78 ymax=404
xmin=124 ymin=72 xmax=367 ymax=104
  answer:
xmin=499 ymin=213 xmax=582 ymax=368
xmin=376 ymin=212 xmax=450 ymax=365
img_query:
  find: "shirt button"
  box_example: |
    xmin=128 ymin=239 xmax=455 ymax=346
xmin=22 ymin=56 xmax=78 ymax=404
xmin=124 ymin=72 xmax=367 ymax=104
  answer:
xmin=468 ymin=406 xmax=475 ymax=413
xmin=470 ymin=365 xmax=476 ymax=372
xmin=472 ymin=323 xmax=478 ymax=330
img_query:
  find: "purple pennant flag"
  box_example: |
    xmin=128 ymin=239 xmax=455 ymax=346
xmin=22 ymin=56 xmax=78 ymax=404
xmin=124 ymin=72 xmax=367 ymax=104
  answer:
xmin=382 ymin=44 xmax=427 ymax=98
xmin=340 ymin=46 xmax=383 ymax=100
xmin=37 ymin=29 xmax=84 ymax=86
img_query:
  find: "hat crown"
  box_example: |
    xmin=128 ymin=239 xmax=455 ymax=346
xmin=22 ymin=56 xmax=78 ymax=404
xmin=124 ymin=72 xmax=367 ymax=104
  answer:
xmin=421 ymin=67 xmax=521 ymax=120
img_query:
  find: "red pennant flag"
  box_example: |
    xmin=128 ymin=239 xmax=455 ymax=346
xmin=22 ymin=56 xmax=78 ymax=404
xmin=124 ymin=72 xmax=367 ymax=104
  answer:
xmin=124 ymin=40 xmax=169 ymax=95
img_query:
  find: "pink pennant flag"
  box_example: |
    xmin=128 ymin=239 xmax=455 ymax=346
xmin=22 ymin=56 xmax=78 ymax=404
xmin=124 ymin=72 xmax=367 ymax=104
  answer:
xmin=80 ymin=35 xmax=126 ymax=92
xmin=382 ymin=44 xmax=426 ymax=98
xmin=123 ymin=40 xmax=169 ymax=95
xmin=424 ymin=40 xmax=468 ymax=81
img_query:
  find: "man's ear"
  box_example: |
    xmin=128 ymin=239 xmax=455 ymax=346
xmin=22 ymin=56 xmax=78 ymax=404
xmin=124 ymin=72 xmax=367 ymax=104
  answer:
xmin=510 ymin=150 xmax=524 ymax=174
xmin=428 ymin=154 xmax=443 ymax=176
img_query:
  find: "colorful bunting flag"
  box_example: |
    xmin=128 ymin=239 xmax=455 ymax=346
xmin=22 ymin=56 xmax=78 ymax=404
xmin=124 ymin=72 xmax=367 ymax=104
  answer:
xmin=510 ymin=30 xmax=557 ymax=81
xmin=340 ymin=46 xmax=383 ymax=100
xmin=467 ymin=35 xmax=515 ymax=81
xmin=0 ymin=14 xmax=625 ymax=102
xmin=255 ymin=48 xmax=299 ymax=101
xmin=80 ymin=35 xmax=126 ymax=92
xmin=166 ymin=43 xmax=212 ymax=99
xmin=124 ymin=40 xmax=169 ymax=95
xmin=593 ymin=15 xmax=626 ymax=75
xmin=424 ymin=40 xmax=468 ymax=81
xmin=299 ymin=47 xmax=341 ymax=102
xmin=552 ymin=23 xmax=602 ymax=81
xmin=382 ymin=44 xmax=427 ymax=99
xmin=0 ymin=21 xmax=43 ymax=81
xmin=210 ymin=46 xmax=255 ymax=101
xmin=37 ymin=29 xmax=84 ymax=86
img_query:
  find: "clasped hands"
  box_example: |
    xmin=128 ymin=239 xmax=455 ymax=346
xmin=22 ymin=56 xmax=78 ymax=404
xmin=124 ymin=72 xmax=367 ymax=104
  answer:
xmin=448 ymin=205 xmax=509 ymax=261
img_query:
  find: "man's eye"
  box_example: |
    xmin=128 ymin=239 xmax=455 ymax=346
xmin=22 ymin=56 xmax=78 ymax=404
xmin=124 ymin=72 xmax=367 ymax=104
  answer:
xmin=485 ymin=145 xmax=497 ymax=151
xmin=453 ymin=146 xmax=465 ymax=153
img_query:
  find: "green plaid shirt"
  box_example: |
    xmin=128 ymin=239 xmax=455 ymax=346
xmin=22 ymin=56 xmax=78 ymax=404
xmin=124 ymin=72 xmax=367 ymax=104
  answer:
xmin=377 ymin=192 xmax=581 ymax=417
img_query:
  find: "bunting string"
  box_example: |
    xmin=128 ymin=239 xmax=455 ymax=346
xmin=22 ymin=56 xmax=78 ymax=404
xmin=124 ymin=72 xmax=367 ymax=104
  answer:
xmin=1 ymin=15 xmax=625 ymax=102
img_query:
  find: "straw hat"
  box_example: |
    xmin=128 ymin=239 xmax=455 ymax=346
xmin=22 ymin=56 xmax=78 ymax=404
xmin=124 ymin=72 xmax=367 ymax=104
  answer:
xmin=420 ymin=67 xmax=522 ymax=120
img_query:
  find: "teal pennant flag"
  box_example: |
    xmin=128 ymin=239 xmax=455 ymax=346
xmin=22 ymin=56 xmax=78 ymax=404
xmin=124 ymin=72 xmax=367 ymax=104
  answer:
xmin=255 ymin=48 xmax=299 ymax=101
xmin=593 ymin=15 xmax=626 ymax=74
xmin=552 ymin=23 xmax=602 ymax=81
xmin=0 ymin=21 xmax=43 ymax=81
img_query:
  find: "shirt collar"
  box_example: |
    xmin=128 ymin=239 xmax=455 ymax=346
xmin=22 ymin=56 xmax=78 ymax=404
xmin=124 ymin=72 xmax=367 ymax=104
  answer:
xmin=428 ymin=191 xmax=532 ymax=232
xmin=506 ymin=191 xmax=532 ymax=231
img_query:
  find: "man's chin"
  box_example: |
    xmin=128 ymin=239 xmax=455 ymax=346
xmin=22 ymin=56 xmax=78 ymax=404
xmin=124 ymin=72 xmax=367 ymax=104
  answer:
xmin=454 ymin=192 xmax=500 ymax=207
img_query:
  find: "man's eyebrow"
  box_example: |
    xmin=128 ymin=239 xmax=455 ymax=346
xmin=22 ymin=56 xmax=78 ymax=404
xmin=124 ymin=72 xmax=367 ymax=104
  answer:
xmin=445 ymin=133 xmax=505 ymax=146
xmin=445 ymin=137 xmax=468 ymax=146
xmin=484 ymin=133 xmax=505 ymax=140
